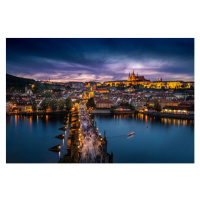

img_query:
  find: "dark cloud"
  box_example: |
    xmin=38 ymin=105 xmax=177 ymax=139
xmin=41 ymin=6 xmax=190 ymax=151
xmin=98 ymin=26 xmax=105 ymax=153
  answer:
xmin=6 ymin=38 xmax=194 ymax=82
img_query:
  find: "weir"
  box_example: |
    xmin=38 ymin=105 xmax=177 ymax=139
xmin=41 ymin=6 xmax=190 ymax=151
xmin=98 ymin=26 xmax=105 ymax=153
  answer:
xmin=59 ymin=101 xmax=113 ymax=163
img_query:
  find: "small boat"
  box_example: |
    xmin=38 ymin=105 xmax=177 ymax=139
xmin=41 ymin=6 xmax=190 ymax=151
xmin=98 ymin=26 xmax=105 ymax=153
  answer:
xmin=127 ymin=132 xmax=134 ymax=137
xmin=48 ymin=145 xmax=61 ymax=152
xmin=59 ymin=126 xmax=66 ymax=131
xmin=55 ymin=134 xmax=65 ymax=139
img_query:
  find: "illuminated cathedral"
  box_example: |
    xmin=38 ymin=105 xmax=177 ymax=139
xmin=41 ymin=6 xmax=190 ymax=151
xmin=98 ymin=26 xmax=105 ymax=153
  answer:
xmin=104 ymin=70 xmax=150 ymax=87
xmin=128 ymin=70 xmax=148 ymax=83
xmin=104 ymin=70 xmax=194 ymax=89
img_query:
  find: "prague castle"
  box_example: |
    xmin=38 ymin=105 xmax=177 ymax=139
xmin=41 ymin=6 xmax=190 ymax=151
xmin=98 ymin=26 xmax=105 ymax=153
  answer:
xmin=104 ymin=70 xmax=194 ymax=89
xmin=104 ymin=70 xmax=150 ymax=87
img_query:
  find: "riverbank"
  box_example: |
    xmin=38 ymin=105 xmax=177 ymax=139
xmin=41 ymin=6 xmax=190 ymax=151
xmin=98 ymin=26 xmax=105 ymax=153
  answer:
xmin=91 ymin=109 xmax=194 ymax=120
xmin=91 ymin=109 xmax=111 ymax=114
xmin=91 ymin=109 xmax=135 ymax=114
xmin=146 ymin=112 xmax=194 ymax=120
xmin=9 ymin=111 xmax=69 ymax=116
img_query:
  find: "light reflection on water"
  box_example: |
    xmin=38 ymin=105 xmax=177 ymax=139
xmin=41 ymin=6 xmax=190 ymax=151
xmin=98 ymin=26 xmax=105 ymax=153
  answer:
xmin=111 ymin=113 xmax=194 ymax=127
xmin=95 ymin=113 xmax=194 ymax=163
xmin=30 ymin=116 xmax=32 ymax=128
xmin=6 ymin=114 xmax=68 ymax=163
xmin=7 ymin=113 xmax=194 ymax=163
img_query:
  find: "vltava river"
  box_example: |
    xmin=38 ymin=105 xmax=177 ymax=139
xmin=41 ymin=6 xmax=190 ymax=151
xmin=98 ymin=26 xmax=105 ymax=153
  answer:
xmin=6 ymin=115 xmax=69 ymax=163
xmin=94 ymin=113 xmax=194 ymax=163
xmin=6 ymin=113 xmax=194 ymax=163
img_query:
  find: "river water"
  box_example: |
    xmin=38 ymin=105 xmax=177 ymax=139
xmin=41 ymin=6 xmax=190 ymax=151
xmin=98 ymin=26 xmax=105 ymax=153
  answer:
xmin=6 ymin=113 xmax=194 ymax=163
xmin=95 ymin=113 xmax=194 ymax=163
xmin=6 ymin=115 xmax=69 ymax=163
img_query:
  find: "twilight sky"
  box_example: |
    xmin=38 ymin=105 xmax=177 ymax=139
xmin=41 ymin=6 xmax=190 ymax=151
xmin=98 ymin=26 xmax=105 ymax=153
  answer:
xmin=6 ymin=38 xmax=194 ymax=83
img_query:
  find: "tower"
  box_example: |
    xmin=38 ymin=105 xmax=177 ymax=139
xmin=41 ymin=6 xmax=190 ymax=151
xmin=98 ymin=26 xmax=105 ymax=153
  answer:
xmin=128 ymin=73 xmax=131 ymax=81
xmin=131 ymin=70 xmax=135 ymax=81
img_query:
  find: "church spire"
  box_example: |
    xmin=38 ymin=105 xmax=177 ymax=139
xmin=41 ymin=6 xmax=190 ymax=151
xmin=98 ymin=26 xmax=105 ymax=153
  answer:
xmin=137 ymin=72 xmax=138 ymax=77
xmin=133 ymin=70 xmax=134 ymax=75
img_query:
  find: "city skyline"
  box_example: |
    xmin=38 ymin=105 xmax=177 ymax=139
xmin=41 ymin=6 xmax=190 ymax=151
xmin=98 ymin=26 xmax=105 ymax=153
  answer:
xmin=6 ymin=38 xmax=194 ymax=82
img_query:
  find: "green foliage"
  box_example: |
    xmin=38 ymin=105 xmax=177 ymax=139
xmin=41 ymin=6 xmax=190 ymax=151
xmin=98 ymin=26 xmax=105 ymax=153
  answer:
xmin=138 ymin=84 xmax=144 ymax=89
xmin=65 ymin=85 xmax=71 ymax=90
xmin=86 ymin=97 xmax=95 ymax=109
xmin=66 ymin=97 xmax=73 ymax=111
xmin=120 ymin=102 xmax=129 ymax=106
xmin=40 ymin=98 xmax=49 ymax=111
xmin=6 ymin=74 xmax=35 ymax=90
xmin=52 ymin=89 xmax=61 ymax=92
xmin=110 ymin=106 xmax=114 ymax=114
xmin=161 ymin=86 xmax=165 ymax=90
xmin=58 ymin=99 xmax=65 ymax=111
xmin=33 ymin=84 xmax=45 ymax=93
xmin=32 ymin=101 xmax=37 ymax=112
xmin=50 ymin=99 xmax=58 ymax=111
xmin=154 ymin=102 xmax=161 ymax=112
xmin=118 ymin=83 xmax=125 ymax=87
xmin=119 ymin=102 xmax=135 ymax=110
xmin=77 ymin=99 xmax=80 ymax=104
xmin=42 ymin=91 xmax=53 ymax=98
xmin=129 ymin=104 xmax=135 ymax=111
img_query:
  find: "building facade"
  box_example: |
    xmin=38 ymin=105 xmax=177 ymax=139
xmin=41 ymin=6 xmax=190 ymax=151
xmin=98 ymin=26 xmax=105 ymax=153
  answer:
xmin=104 ymin=70 xmax=150 ymax=87
xmin=104 ymin=70 xmax=194 ymax=89
xmin=96 ymin=100 xmax=114 ymax=108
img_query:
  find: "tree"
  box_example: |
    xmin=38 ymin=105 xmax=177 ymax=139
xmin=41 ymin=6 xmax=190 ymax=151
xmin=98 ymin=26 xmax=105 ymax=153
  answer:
xmin=65 ymin=85 xmax=71 ymax=90
xmin=32 ymin=101 xmax=37 ymax=112
xmin=154 ymin=102 xmax=161 ymax=112
xmin=86 ymin=97 xmax=95 ymax=109
xmin=120 ymin=102 xmax=135 ymax=111
xmin=66 ymin=97 xmax=73 ymax=111
xmin=119 ymin=101 xmax=129 ymax=106
xmin=110 ymin=106 xmax=114 ymax=114
xmin=50 ymin=99 xmax=58 ymax=111
xmin=129 ymin=104 xmax=135 ymax=111
xmin=77 ymin=99 xmax=80 ymax=104
xmin=53 ymin=89 xmax=61 ymax=92
xmin=42 ymin=91 xmax=53 ymax=98
xmin=40 ymin=98 xmax=49 ymax=112
xmin=58 ymin=99 xmax=65 ymax=111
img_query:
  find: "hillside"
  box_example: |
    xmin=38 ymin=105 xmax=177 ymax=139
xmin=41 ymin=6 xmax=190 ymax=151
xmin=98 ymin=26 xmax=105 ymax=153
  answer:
xmin=6 ymin=73 xmax=36 ymax=90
